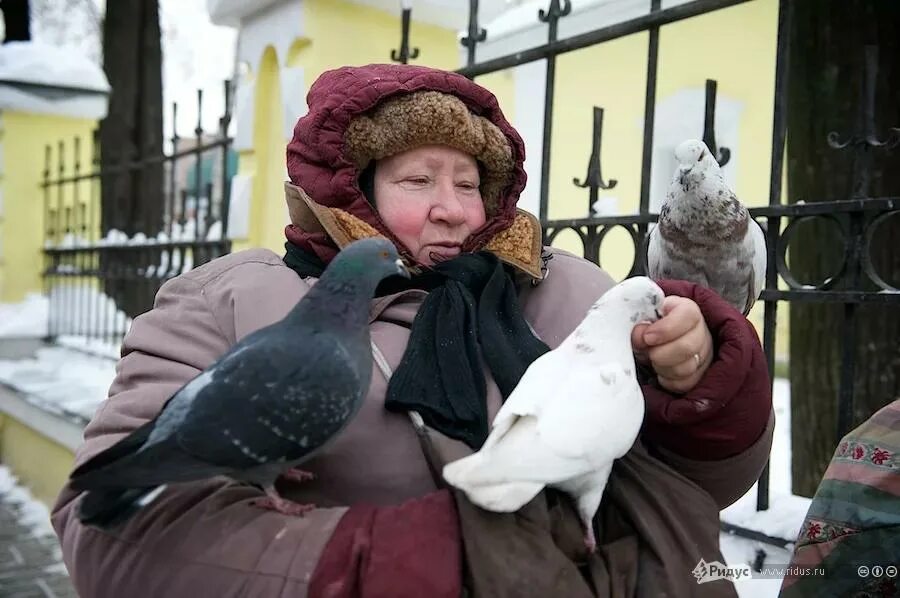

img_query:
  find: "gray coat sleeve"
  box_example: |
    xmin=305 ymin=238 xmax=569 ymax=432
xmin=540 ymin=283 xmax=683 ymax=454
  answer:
xmin=51 ymin=272 xmax=346 ymax=598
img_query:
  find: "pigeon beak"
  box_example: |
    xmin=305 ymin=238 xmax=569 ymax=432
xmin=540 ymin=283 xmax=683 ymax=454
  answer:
xmin=395 ymin=258 xmax=411 ymax=279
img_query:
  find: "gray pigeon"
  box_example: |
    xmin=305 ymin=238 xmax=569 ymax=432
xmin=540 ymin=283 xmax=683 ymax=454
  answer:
xmin=647 ymin=139 xmax=766 ymax=315
xmin=70 ymin=237 xmax=409 ymax=528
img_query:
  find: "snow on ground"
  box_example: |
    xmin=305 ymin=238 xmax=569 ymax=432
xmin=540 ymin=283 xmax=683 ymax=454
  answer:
xmin=0 ymin=466 xmax=56 ymax=539
xmin=719 ymin=378 xmax=811 ymax=597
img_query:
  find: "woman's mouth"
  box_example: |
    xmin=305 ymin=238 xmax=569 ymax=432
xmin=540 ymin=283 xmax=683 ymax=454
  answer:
xmin=424 ymin=243 xmax=461 ymax=262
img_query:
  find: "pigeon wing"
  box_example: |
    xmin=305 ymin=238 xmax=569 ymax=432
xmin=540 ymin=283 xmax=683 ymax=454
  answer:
xmin=744 ymin=219 xmax=768 ymax=314
xmin=481 ymin=350 xmax=562 ymax=451
xmin=172 ymin=330 xmax=365 ymax=471
xmin=535 ymin=361 xmax=642 ymax=463
xmin=73 ymin=331 xmax=365 ymax=490
xmin=646 ymin=225 xmax=663 ymax=279
xmin=468 ymin=355 xmax=640 ymax=486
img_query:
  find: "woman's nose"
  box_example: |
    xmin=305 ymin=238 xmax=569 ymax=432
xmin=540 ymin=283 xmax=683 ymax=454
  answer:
xmin=430 ymin=182 xmax=467 ymax=224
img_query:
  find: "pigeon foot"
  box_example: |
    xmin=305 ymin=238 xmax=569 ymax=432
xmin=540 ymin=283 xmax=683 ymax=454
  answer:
xmin=252 ymin=495 xmax=316 ymax=517
xmin=252 ymin=485 xmax=316 ymax=516
xmin=280 ymin=468 xmax=316 ymax=484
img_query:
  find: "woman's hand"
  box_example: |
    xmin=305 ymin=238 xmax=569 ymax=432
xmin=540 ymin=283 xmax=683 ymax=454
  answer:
xmin=631 ymin=295 xmax=714 ymax=394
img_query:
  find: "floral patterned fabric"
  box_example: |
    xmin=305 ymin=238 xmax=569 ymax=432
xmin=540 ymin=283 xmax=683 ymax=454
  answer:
xmin=779 ymin=399 xmax=900 ymax=598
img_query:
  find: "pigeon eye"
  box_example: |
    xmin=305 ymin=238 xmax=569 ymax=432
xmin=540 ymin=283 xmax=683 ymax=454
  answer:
xmin=697 ymin=151 xmax=704 ymax=162
xmin=380 ymin=250 xmax=389 ymax=258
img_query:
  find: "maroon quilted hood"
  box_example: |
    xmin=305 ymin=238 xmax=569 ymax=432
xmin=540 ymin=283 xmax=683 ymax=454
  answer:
xmin=285 ymin=63 xmax=527 ymax=264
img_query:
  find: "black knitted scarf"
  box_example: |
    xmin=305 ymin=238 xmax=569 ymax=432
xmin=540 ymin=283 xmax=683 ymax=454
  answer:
xmin=283 ymin=242 xmax=549 ymax=449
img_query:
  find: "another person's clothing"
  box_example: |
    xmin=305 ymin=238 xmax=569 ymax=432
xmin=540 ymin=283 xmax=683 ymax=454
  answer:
xmin=779 ymin=399 xmax=900 ymax=598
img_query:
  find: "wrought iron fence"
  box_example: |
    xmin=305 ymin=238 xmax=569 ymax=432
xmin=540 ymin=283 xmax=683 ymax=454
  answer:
xmin=41 ymin=82 xmax=235 ymax=351
xmin=392 ymin=0 xmax=900 ymax=550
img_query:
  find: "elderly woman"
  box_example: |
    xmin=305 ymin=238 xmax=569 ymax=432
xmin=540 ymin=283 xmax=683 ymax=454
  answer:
xmin=52 ymin=64 xmax=774 ymax=598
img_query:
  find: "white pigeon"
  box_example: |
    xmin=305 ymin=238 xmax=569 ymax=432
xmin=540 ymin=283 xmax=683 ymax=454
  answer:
xmin=647 ymin=139 xmax=767 ymax=315
xmin=442 ymin=276 xmax=664 ymax=552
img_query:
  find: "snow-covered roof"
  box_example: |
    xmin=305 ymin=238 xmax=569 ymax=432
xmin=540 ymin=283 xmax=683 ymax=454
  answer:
xmin=207 ymin=0 xmax=285 ymax=27
xmin=0 ymin=41 xmax=110 ymax=118
xmin=0 ymin=41 xmax=109 ymax=94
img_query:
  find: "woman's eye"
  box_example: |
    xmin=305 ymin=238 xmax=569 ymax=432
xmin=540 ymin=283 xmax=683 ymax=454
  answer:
xmin=457 ymin=181 xmax=478 ymax=190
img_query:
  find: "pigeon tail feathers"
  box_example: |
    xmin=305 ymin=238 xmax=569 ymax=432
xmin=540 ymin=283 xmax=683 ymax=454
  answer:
xmin=441 ymin=451 xmax=484 ymax=490
xmin=70 ymin=419 xmax=156 ymax=482
xmin=462 ymin=481 xmax=543 ymax=512
xmin=444 ymin=452 xmax=543 ymax=511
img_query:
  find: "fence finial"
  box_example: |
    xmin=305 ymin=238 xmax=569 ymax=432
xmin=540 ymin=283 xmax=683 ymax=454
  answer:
xmin=574 ymin=107 xmax=617 ymax=216
xmin=461 ymin=0 xmax=487 ymax=68
xmin=703 ymin=79 xmax=731 ymax=167
xmin=827 ymin=45 xmax=900 ymax=197
xmin=390 ymin=5 xmax=420 ymax=64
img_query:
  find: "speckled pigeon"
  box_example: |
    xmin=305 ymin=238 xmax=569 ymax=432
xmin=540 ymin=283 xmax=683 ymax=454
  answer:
xmin=442 ymin=276 xmax=664 ymax=552
xmin=647 ymin=139 xmax=767 ymax=315
xmin=70 ymin=237 xmax=409 ymax=528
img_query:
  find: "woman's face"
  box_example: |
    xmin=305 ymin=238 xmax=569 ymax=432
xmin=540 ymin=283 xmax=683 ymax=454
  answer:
xmin=373 ymin=144 xmax=486 ymax=265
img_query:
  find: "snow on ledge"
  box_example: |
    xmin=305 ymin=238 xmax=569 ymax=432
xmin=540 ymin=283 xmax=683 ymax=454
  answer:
xmin=0 ymin=293 xmax=49 ymax=339
xmin=0 ymin=345 xmax=116 ymax=423
xmin=207 ymin=0 xmax=284 ymax=27
xmin=0 ymin=41 xmax=109 ymax=118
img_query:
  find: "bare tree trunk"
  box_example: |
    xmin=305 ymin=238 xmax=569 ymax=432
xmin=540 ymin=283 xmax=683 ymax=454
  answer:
xmin=99 ymin=0 xmax=164 ymax=317
xmin=1 ymin=0 xmax=30 ymax=42
xmin=786 ymin=0 xmax=900 ymax=497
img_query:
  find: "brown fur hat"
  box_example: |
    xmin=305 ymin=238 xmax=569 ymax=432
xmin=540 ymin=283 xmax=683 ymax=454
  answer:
xmin=344 ymin=90 xmax=515 ymax=216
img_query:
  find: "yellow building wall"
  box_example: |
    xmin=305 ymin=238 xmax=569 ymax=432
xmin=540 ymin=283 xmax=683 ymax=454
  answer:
xmin=0 ymin=413 xmax=76 ymax=507
xmin=299 ymin=0 xmax=459 ymax=73
xmin=547 ymin=0 xmax=778 ymax=227
xmin=0 ymin=112 xmax=97 ymax=303
xmin=474 ymin=69 xmax=517 ymax=133
xmin=248 ymin=45 xmax=287 ymax=255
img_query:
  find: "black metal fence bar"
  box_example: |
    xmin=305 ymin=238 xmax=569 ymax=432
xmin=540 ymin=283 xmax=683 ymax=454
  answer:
xmin=457 ymin=0 xmax=753 ymax=78
xmin=764 ymin=1 xmax=793 ymax=511
xmin=41 ymin=81 xmax=234 ymax=348
xmin=635 ymin=0 xmax=661 ymax=276
xmin=42 ymin=141 xmax=237 ymax=187
xmin=44 ymin=240 xmax=228 ymax=254
xmin=720 ymin=521 xmax=794 ymax=550
xmin=543 ymin=200 xmax=900 ymax=293
xmin=461 ymin=0 xmax=487 ymax=67
xmin=537 ymin=1 xmax=571 ymax=222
